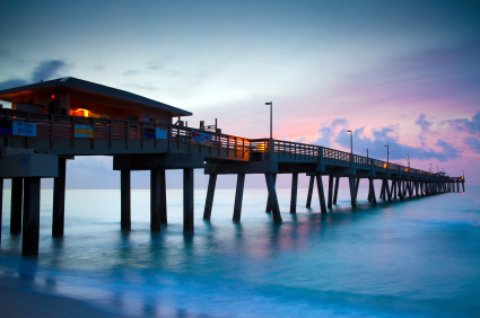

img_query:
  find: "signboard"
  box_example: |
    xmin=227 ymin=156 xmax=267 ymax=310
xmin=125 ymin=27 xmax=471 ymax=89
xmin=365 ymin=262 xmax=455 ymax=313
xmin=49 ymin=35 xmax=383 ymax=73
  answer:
xmin=12 ymin=121 xmax=37 ymax=137
xmin=74 ymin=124 xmax=94 ymax=138
xmin=192 ymin=130 xmax=213 ymax=145
xmin=155 ymin=128 xmax=167 ymax=139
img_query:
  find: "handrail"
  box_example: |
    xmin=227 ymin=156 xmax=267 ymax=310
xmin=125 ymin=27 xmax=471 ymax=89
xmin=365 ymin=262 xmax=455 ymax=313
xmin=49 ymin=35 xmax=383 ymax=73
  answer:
xmin=0 ymin=109 xmax=460 ymax=180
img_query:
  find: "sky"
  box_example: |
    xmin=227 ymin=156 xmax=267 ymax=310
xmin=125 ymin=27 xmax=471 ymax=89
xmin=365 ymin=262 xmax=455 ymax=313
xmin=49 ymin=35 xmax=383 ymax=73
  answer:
xmin=0 ymin=0 xmax=479 ymax=187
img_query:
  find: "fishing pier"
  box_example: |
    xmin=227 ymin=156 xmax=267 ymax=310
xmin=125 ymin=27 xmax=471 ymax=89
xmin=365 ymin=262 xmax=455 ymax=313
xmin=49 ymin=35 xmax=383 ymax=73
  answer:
xmin=0 ymin=78 xmax=465 ymax=256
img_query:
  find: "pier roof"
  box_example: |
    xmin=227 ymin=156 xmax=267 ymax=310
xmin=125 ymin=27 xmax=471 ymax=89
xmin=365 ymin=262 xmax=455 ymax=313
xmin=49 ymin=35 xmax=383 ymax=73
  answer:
xmin=0 ymin=77 xmax=192 ymax=117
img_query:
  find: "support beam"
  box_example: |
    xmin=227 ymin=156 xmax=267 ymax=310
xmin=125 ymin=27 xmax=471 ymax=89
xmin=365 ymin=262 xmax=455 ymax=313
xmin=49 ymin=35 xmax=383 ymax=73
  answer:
xmin=0 ymin=178 xmax=3 ymax=243
xmin=316 ymin=174 xmax=327 ymax=214
xmin=266 ymin=174 xmax=277 ymax=212
xmin=348 ymin=176 xmax=357 ymax=209
xmin=380 ymin=179 xmax=386 ymax=201
xmin=265 ymin=173 xmax=282 ymax=223
xmin=233 ymin=173 xmax=246 ymax=222
xmin=120 ymin=169 xmax=131 ymax=231
xmin=183 ymin=168 xmax=194 ymax=232
xmin=355 ymin=178 xmax=360 ymax=203
xmin=203 ymin=173 xmax=217 ymax=220
xmin=327 ymin=175 xmax=333 ymax=209
xmin=290 ymin=173 xmax=298 ymax=213
xmin=368 ymin=178 xmax=377 ymax=204
xmin=306 ymin=175 xmax=314 ymax=208
xmin=333 ymin=176 xmax=340 ymax=205
xmin=386 ymin=180 xmax=393 ymax=202
xmin=151 ymin=169 xmax=167 ymax=232
xmin=52 ymin=158 xmax=67 ymax=237
xmin=10 ymin=178 xmax=23 ymax=235
xmin=22 ymin=178 xmax=41 ymax=257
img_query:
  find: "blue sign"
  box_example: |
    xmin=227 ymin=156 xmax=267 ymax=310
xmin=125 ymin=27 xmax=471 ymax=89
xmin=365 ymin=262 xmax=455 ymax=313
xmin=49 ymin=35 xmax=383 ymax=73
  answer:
xmin=12 ymin=121 xmax=37 ymax=137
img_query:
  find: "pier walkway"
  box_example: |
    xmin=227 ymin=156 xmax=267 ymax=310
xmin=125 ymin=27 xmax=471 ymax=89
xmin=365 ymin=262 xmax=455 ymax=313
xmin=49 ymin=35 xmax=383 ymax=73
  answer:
xmin=0 ymin=108 xmax=465 ymax=256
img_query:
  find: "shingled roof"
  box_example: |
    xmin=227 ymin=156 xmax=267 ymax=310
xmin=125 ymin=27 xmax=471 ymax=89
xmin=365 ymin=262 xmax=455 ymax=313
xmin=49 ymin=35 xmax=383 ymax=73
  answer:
xmin=0 ymin=77 xmax=192 ymax=117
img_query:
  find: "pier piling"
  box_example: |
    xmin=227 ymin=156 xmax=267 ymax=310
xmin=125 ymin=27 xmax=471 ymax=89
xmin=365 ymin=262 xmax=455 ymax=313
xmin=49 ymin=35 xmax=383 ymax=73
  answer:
xmin=52 ymin=158 xmax=67 ymax=237
xmin=120 ymin=169 xmax=131 ymax=231
xmin=10 ymin=178 xmax=23 ymax=235
xmin=22 ymin=177 xmax=41 ymax=256
xmin=306 ymin=175 xmax=314 ymax=208
xmin=316 ymin=174 xmax=327 ymax=213
xmin=290 ymin=173 xmax=298 ymax=213
xmin=183 ymin=168 xmax=194 ymax=232
xmin=233 ymin=173 xmax=245 ymax=222
xmin=203 ymin=173 xmax=217 ymax=220
xmin=265 ymin=173 xmax=282 ymax=222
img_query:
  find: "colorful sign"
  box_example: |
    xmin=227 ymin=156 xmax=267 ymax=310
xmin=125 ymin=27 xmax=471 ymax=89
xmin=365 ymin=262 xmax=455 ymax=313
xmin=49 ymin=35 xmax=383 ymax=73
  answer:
xmin=192 ymin=130 xmax=213 ymax=145
xmin=155 ymin=128 xmax=167 ymax=139
xmin=12 ymin=121 xmax=37 ymax=137
xmin=74 ymin=124 xmax=94 ymax=138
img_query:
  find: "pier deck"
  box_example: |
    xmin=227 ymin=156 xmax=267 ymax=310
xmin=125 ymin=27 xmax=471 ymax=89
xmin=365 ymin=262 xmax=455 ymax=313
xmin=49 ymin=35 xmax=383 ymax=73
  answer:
xmin=0 ymin=108 xmax=465 ymax=256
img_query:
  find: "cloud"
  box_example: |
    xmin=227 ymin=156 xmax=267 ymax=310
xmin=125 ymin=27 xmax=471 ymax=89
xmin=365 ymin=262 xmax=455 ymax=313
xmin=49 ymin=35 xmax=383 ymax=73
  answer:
xmin=446 ymin=111 xmax=480 ymax=134
xmin=0 ymin=78 xmax=28 ymax=90
xmin=316 ymin=118 xmax=460 ymax=162
xmin=465 ymin=137 xmax=480 ymax=153
xmin=31 ymin=60 xmax=68 ymax=82
xmin=0 ymin=59 xmax=68 ymax=91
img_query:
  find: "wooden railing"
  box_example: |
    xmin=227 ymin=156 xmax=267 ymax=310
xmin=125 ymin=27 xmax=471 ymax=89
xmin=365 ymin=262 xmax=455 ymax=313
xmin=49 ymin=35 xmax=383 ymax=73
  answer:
xmin=0 ymin=109 xmax=458 ymax=179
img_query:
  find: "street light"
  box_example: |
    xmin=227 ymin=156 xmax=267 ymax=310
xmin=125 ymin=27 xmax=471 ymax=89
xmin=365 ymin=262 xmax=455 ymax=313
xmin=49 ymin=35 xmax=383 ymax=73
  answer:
xmin=347 ymin=130 xmax=353 ymax=163
xmin=265 ymin=101 xmax=273 ymax=140
xmin=384 ymin=143 xmax=390 ymax=168
xmin=406 ymin=153 xmax=410 ymax=168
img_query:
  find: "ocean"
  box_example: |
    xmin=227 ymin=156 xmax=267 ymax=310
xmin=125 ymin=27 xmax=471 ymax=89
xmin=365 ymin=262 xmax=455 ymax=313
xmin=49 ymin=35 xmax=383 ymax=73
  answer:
xmin=0 ymin=185 xmax=479 ymax=317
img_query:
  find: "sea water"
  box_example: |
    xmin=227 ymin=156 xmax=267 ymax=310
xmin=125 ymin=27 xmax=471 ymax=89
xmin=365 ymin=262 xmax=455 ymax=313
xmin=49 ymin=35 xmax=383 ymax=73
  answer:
xmin=0 ymin=185 xmax=479 ymax=317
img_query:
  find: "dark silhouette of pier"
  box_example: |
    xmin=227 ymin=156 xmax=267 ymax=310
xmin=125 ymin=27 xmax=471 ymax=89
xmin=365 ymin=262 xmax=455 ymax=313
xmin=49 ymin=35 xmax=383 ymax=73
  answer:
xmin=0 ymin=108 xmax=465 ymax=256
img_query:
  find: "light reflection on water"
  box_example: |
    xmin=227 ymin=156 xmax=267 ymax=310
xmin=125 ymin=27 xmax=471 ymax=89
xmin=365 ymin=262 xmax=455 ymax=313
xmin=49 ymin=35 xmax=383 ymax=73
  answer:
xmin=0 ymin=187 xmax=479 ymax=317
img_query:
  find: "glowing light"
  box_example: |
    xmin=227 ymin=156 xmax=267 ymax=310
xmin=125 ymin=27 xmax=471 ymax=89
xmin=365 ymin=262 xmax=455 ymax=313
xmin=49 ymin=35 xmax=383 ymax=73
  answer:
xmin=383 ymin=163 xmax=388 ymax=169
xmin=70 ymin=108 xmax=91 ymax=118
xmin=50 ymin=94 xmax=56 ymax=100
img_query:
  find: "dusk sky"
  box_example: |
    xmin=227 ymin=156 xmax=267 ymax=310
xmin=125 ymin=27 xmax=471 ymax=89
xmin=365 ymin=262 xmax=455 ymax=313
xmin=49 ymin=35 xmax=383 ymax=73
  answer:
xmin=1 ymin=0 xmax=479 ymax=187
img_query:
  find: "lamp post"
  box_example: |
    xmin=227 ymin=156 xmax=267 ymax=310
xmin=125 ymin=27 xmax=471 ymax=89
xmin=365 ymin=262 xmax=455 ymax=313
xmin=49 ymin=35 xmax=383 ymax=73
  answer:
xmin=265 ymin=101 xmax=273 ymax=140
xmin=406 ymin=153 xmax=410 ymax=169
xmin=384 ymin=143 xmax=390 ymax=167
xmin=347 ymin=130 xmax=353 ymax=163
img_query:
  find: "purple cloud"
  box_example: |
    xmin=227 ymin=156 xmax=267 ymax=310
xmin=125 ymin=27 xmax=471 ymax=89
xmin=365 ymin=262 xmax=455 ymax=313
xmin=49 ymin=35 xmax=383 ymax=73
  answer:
xmin=465 ymin=137 xmax=480 ymax=153
xmin=447 ymin=111 xmax=480 ymax=134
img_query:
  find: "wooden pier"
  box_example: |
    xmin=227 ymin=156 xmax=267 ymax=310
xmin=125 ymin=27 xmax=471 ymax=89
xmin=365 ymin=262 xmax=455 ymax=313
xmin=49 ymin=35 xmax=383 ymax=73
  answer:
xmin=0 ymin=78 xmax=465 ymax=257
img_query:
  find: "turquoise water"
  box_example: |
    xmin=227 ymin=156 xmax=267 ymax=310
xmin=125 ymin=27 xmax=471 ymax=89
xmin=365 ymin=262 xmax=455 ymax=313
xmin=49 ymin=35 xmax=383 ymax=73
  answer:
xmin=1 ymin=185 xmax=479 ymax=317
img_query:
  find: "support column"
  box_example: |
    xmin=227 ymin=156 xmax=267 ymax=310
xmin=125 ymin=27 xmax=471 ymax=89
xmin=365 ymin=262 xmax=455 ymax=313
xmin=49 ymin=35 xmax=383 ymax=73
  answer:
xmin=333 ymin=176 xmax=340 ymax=205
xmin=233 ymin=173 xmax=245 ymax=222
xmin=0 ymin=178 xmax=3 ymax=243
xmin=22 ymin=178 xmax=41 ymax=257
xmin=10 ymin=178 xmax=23 ymax=235
xmin=327 ymin=175 xmax=333 ymax=209
xmin=306 ymin=175 xmax=314 ymax=208
xmin=120 ymin=169 xmax=131 ymax=231
xmin=368 ymin=178 xmax=377 ymax=204
xmin=183 ymin=168 xmax=194 ymax=232
xmin=380 ymin=179 xmax=386 ymax=200
xmin=349 ymin=176 xmax=357 ymax=209
xmin=386 ymin=180 xmax=393 ymax=202
xmin=266 ymin=174 xmax=277 ymax=212
xmin=52 ymin=158 xmax=67 ymax=237
xmin=290 ymin=173 xmax=298 ymax=213
xmin=316 ymin=174 xmax=327 ymax=214
xmin=151 ymin=169 xmax=167 ymax=232
xmin=265 ymin=173 xmax=282 ymax=223
xmin=203 ymin=173 xmax=217 ymax=220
